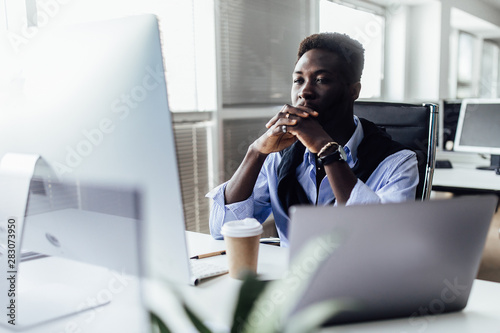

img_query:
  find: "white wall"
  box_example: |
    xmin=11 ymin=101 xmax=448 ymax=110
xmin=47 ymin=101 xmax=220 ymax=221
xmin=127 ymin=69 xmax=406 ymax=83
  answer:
xmin=407 ymin=1 xmax=442 ymax=102
xmin=383 ymin=1 xmax=442 ymax=103
xmin=438 ymin=0 xmax=452 ymax=100
xmin=384 ymin=5 xmax=409 ymax=101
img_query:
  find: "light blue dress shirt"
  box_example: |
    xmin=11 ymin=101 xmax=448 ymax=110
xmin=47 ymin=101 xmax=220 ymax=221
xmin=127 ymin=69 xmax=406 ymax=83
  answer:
xmin=206 ymin=116 xmax=419 ymax=247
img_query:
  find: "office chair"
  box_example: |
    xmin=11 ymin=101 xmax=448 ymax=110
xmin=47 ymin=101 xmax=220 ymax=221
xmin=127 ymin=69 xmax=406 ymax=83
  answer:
xmin=353 ymin=101 xmax=439 ymax=200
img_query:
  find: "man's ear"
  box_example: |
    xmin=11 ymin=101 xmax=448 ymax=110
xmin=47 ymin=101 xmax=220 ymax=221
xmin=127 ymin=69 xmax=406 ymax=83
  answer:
xmin=349 ymin=82 xmax=361 ymax=100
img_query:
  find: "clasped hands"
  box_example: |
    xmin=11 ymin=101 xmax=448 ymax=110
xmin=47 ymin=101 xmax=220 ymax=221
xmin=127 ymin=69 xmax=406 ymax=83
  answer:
xmin=252 ymin=104 xmax=331 ymax=155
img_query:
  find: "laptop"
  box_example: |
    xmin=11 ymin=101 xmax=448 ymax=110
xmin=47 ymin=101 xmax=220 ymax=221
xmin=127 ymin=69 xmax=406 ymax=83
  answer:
xmin=288 ymin=195 xmax=498 ymax=325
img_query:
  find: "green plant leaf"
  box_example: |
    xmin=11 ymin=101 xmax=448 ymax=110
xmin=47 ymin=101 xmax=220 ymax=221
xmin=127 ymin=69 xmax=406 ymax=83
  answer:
xmin=150 ymin=311 xmax=172 ymax=333
xmin=283 ymin=299 xmax=360 ymax=333
xmin=146 ymin=279 xmax=211 ymax=332
xmin=231 ymin=274 xmax=270 ymax=333
xmin=184 ymin=304 xmax=213 ymax=333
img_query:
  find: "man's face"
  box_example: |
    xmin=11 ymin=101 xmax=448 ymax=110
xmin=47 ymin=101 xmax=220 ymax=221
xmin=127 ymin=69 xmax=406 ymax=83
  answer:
xmin=291 ymin=49 xmax=354 ymax=125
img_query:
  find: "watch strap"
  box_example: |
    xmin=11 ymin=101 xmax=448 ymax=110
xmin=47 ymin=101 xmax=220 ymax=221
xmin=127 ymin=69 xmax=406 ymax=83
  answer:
xmin=317 ymin=141 xmax=339 ymax=158
xmin=318 ymin=149 xmax=345 ymax=165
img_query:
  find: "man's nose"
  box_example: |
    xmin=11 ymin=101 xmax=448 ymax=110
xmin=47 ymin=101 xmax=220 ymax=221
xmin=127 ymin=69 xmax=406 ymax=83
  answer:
xmin=299 ymin=81 xmax=315 ymax=99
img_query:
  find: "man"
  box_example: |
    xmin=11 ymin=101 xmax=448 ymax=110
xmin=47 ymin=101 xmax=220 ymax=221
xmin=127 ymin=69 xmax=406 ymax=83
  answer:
xmin=207 ymin=33 xmax=418 ymax=247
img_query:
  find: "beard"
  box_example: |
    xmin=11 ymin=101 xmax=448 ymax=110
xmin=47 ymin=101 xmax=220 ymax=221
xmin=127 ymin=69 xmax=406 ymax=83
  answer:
xmin=315 ymin=87 xmax=351 ymax=126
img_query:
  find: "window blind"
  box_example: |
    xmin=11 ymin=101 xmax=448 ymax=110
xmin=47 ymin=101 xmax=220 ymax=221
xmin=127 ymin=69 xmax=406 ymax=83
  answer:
xmin=173 ymin=120 xmax=212 ymax=233
xmin=222 ymin=117 xmax=270 ymax=181
xmin=219 ymin=0 xmax=310 ymax=105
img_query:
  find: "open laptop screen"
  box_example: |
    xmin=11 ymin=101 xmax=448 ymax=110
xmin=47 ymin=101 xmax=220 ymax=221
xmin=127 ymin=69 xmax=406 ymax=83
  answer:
xmin=288 ymin=195 xmax=497 ymax=325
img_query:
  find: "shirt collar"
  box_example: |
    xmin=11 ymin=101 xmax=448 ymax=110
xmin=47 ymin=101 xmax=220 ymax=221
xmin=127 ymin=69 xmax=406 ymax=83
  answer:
xmin=344 ymin=115 xmax=364 ymax=165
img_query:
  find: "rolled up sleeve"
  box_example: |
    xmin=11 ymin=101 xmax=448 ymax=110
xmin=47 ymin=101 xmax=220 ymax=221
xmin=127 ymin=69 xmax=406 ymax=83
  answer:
xmin=206 ymin=164 xmax=274 ymax=239
xmin=346 ymin=150 xmax=419 ymax=206
xmin=206 ymin=183 xmax=252 ymax=239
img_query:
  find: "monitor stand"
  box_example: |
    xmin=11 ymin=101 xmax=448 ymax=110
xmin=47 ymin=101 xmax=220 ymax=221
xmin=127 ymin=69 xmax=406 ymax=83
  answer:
xmin=0 ymin=153 xmax=110 ymax=328
xmin=477 ymin=154 xmax=500 ymax=173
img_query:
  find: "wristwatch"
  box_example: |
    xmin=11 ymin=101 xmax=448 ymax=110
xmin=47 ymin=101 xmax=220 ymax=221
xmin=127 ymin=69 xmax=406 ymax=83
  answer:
xmin=318 ymin=143 xmax=347 ymax=166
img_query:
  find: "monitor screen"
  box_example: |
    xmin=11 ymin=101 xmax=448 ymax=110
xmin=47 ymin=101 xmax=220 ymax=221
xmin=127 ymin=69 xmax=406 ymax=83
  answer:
xmin=0 ymin=15 xmax=191 ymax=283
xmin=454 ymin=99 xmax=500 ymax=169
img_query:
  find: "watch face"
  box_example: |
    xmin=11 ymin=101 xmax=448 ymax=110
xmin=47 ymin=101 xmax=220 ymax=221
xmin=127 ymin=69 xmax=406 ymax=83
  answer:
xmin=339 ymin=146 xmax=347 ymax=161
xmin=319 ymin=145 xmax=347 ymax=165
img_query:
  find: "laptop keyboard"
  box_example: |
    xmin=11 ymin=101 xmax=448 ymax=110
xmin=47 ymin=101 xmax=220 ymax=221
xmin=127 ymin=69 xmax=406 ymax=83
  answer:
xmin=190 ymin=260 xmax=228 ymax=284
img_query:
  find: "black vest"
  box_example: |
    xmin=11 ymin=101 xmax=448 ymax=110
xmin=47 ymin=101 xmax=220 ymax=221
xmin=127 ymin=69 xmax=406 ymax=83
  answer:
xmin=276 ymin=118 xmax=407 ymax=215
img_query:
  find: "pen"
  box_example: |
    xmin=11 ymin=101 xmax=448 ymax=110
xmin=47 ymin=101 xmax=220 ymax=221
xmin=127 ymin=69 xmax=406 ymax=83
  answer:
xmin=190 ymin=250 xmax=226 ymax=260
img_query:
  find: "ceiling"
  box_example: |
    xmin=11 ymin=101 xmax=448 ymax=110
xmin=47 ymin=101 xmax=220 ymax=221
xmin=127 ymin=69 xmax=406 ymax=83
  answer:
xmin=369 ymin=0 xmax=500 ymax=40
xmin=480 ymin=0 xmax=500 ymax=10
xmin=369 ymin=0 xmax=500 ymax=12
xmin=372 ymin=0 xmax=500 ymax=10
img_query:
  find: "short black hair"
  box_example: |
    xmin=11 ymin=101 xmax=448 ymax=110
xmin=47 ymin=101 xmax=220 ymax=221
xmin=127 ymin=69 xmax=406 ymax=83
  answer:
xmin=297 ymin=32 xmax=365 ymax=84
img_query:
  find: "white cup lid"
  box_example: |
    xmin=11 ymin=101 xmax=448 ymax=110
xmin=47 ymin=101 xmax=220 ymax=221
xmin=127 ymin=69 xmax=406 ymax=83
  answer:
xmin=221 ymin=218 xmax=263 ymax=238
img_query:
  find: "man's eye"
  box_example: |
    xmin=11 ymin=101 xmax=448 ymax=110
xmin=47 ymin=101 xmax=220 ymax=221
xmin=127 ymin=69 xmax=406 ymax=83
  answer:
xmin=293 ymin=78 xmax=303 ymax=84
xmin=317 ymin=77 xmax=329 ymax=84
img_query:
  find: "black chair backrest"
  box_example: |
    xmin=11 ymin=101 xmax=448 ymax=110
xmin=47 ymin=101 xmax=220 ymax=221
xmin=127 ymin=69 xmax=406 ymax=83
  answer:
xmin=353 ymin=101 xmax=438 ymax=200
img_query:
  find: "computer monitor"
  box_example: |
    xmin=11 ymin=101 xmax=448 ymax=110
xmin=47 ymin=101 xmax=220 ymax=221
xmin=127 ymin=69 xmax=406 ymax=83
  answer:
xmin=0 ymin=15 xmax=190 ymax=283
xmin=454 ymin=98 xmax=500 ymax=171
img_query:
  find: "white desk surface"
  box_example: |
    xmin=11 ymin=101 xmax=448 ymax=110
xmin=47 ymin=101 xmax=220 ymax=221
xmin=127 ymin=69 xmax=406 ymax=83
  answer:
xmin=0 ymin=257 xmax=146 ymax=333
xmin=178 ymin=232 xmax=500 ymax=333
xmin=3 ymin=231 xmax=499 ymax=332
xmin=433 ymin=151 xmax=500 ymax=192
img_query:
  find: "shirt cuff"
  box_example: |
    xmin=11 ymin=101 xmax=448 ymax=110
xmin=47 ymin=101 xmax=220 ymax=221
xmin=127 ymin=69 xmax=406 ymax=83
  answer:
xmin=206 ymin=182 xmax=255 ymax=222
xmin=346 ymin=179 xmax=381 ymax=205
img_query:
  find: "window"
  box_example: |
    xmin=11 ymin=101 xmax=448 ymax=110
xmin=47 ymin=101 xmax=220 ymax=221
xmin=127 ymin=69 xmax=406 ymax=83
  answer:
xmin=456 ymin=31 xmax=478 ymax=98
xmin=450 ymin=8 xmax=500 ymax=99
xmin=319 ymin=0 xmax=385 ymax=99
xmin=480 ymin=40 xmax=500 ymax=98
xmin=454 ymin=33 xmax=500 ymax=99
xmin=0 ymin=0 xmax=217 ymax=112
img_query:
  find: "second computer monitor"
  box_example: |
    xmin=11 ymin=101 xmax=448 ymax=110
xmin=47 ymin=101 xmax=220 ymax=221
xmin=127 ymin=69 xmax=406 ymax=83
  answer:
xmin=454 ymin=98 xmax=500 ymax=170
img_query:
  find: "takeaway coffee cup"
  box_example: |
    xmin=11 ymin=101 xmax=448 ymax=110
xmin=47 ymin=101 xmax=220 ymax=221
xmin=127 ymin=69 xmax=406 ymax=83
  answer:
xmin=221 ymin=218 xmax=263 ymax=279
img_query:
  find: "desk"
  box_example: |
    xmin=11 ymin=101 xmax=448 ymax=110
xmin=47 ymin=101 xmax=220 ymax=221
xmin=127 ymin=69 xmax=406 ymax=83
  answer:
xmin=0 ymin=257 xmax=146 ymax=333
xmin=3 ymin=232 xmax=499 ymax=332
xmin=173 ymin=232 xmax=500 ymax=333
xmin=433 ymin=151 xmax=500 ymax=193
